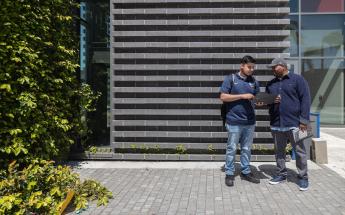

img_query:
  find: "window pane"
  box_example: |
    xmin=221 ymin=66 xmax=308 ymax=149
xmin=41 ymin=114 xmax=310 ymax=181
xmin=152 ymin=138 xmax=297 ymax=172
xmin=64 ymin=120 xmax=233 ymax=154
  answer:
xmin=301 ymin=15 xmax=345 ymax=57
xmin=288 ymin=15 xmax=299 ymax=57
xmin=81 ymin=0 xmax=110 ymax=146
xmin=301 ymin=0 xmax=345 ymax=12
xmin=289 ymin=0 xmax=298 ymax=13
xmin=302 ymin=58 xmax=345 ymax=125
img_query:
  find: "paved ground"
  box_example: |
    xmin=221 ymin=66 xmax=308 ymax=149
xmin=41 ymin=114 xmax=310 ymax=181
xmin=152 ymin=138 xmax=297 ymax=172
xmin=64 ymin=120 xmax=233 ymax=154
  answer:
xmin=320 ymin=128 xmax=345 ymax=178
xmin=66 ymin=128 xmax=345 ymax=215
xmin=67 ymin=161 xmax=345 ymax=215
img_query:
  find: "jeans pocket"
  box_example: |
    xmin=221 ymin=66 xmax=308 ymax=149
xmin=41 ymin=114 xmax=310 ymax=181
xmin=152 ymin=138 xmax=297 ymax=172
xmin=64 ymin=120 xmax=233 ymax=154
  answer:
xmin=226 ymin=124 xmax=241 ymax=133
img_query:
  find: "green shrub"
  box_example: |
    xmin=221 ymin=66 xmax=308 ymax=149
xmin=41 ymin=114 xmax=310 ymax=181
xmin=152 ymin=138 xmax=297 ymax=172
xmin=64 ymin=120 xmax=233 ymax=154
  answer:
xmin=207 ymin=144 xmax=215 ymax=153
xmin=0 ymin=1 xmax=112 ymax=214
xmin=285 ymin=143 xmax=293 ymax=154
xmin=0 ymin=0 xmax=98 ymax=166
xmin=176 ymin=144 xmax=187 ymax=154
xmin=0 ymin=160 xmax=113 ymax=215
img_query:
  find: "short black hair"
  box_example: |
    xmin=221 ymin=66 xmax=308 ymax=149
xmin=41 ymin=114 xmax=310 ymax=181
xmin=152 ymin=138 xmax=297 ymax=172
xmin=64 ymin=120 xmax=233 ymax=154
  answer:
xmin=240 ymin=55 xmax=256 ymax=64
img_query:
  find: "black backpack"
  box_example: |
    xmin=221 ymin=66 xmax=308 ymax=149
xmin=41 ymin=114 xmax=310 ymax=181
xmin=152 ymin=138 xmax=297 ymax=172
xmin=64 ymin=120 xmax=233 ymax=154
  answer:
xmin=220 ymin=74 xmax=235 ymax=127
xmin=221 ymin=102 xmax=227 ymax=127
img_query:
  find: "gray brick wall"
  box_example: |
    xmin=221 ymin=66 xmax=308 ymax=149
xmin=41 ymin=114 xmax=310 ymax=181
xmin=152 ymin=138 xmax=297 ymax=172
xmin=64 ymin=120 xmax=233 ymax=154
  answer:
xmin=110 ymin=0 xmax=290 ymax=160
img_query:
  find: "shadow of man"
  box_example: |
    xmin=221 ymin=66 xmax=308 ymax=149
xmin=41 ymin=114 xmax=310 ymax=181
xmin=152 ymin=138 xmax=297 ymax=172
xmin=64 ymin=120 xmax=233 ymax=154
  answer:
xmin=220 ymin=163 xmax=269 ymax=180
xmin=258 ymin=164 xmax=299 ymax=185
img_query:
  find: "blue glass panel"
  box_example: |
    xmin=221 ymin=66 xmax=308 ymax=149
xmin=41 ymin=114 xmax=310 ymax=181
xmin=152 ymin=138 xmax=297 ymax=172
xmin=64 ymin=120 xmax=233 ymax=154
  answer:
xmin=301 ymin=15 xmax=345 ymax=57
xmin=289 ymin=15 xmax=299 ymax=57
xmin=289 ymin=0 xmax=298 ymax=13
xmin=302 ymin=58 xmax=345 ymax=125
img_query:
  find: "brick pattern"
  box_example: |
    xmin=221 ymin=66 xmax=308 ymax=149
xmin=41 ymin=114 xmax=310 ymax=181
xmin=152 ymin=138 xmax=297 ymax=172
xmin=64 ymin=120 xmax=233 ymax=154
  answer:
xmin=70 ymin=165 xmax=345 ymax=214
xmin=110 ymin=0 xmax=290 ymax=159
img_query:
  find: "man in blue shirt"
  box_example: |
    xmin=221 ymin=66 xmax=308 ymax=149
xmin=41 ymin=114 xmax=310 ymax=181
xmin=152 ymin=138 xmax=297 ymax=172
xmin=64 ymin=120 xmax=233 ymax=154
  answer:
xmin=219 ymin=55 xmax=261 ymax=187
xmin=266 ymin=58 xmax=311 ymax=191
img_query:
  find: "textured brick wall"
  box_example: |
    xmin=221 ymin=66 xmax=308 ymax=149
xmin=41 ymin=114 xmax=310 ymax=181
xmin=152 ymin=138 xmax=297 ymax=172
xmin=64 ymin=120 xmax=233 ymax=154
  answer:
xmin=110 ymin=0 xmax=290 ymax=159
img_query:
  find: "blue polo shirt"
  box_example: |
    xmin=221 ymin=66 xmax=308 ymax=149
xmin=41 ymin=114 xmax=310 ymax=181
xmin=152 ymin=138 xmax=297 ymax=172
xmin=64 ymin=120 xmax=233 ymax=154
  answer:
xmin=266 ymin=72 xmax=311 ymax=127
xmin=219 ymin=73 xmax=260 ymax=125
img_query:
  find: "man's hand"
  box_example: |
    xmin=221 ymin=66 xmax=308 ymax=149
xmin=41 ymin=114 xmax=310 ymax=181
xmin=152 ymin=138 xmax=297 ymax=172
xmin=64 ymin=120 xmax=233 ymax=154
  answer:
xmin=255 ymin=102 xmax=265 ymax=107
xmin=274 ymin=95 xmax=281 ymax=104
xmin=299 ymin=123 xmax=307 ymax=132
xmin=241 ymin=93 xmax=254 ymax=100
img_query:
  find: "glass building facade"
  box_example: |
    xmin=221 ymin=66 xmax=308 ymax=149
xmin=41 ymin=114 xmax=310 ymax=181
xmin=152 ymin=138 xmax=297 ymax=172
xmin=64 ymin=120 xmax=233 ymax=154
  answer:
xmin=288 ymin=0 xmax=345 ymax=125
xmin=80 ymin=0 xmax=110 ymax=146
xmin=81 ymin=0 xmax=345 ymax=145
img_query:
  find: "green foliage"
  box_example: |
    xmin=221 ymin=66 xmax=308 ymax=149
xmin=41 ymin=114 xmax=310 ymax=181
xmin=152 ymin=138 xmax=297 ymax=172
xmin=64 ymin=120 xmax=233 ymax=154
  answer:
xmin=87 ymin=146 xmax=113 ymax=154
xmin=0 ymin=160 xmax=113 ymax=215
xmin=176 ymin=144 xmax=187 ymax=154
xmin=140 ymin=145 xmax=149 ymax=153
xmin=0 ymin=0 xmax=98 ymax=165
xmin=285 ymin=143 xmax=293 ymax=154
xmin=0 ymin=1 xmax=112 ymax=213
xmin=207 ymin=144 xmax=215 ymax=153
xmin=153 ymin=144 xmax=160 ymax=153
xmin=88 ymin=146 xmax=98 ymax=154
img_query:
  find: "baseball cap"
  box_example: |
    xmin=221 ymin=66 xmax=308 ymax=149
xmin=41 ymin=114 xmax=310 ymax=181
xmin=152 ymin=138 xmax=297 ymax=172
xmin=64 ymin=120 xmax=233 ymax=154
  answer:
xmin=267 ymin=58 xmax=288 ymax=68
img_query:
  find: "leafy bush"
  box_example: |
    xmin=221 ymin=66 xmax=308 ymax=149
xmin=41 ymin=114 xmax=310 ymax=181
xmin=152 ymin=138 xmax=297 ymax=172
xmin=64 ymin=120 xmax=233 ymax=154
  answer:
xmin=0 ymin=1 xmax=112 ymax=213
xmin=176 ymin=144 xmax=187 ymax=154
xmin=0 ymin=160 xmax=113 ymax=214
xmin=0 ymin=0 xmax=98 ymax=166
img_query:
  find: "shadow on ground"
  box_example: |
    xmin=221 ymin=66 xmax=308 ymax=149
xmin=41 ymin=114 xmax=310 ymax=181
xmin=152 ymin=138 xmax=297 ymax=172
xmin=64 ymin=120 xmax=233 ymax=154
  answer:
xmin=220 ymin=163 xmax=300 ymax=185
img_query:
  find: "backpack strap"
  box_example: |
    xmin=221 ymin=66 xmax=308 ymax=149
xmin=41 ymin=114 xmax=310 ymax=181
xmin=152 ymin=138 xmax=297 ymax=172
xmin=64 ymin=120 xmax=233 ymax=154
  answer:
xmin=228 ymin=74 xmax=235 ymax=93
xmin=251 ymin=76 xmax=259 ymax=92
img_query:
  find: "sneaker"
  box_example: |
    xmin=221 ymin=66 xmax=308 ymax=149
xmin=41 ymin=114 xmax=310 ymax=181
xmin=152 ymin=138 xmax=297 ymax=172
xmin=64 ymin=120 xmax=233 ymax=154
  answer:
xmin=268 ymin=175 xmax=287 ymax=185
xmin=240 ymin=172 xmax=260 ymax=184
xmin=299 ymin=179 xmax=309 ymax=191
xmin=225 ymin=175 xmax=235 ymax=187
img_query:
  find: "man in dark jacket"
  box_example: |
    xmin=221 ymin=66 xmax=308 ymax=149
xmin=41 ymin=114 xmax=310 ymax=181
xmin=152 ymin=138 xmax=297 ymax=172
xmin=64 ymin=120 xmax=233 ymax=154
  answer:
xmin=219 ymin=55 xmax=261 ymax=187
xmin=266 ymin=58 xmax=311 ymax=191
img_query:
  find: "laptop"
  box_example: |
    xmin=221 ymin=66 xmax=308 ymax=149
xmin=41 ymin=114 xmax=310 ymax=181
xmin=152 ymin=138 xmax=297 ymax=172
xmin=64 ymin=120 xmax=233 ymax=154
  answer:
xmin=254 ymin=92 xmax=277 ymax=105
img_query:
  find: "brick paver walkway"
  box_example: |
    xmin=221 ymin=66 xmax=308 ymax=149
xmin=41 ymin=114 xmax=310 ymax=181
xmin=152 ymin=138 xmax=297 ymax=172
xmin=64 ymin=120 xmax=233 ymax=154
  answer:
xmin=67 ymin=161 xmax=345 ymax=215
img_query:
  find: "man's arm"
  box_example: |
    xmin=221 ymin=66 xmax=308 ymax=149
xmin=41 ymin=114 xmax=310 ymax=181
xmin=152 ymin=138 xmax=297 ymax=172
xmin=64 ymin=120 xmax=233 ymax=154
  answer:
xmin=220 ymin=93 xmax=254 ymax=102
xmin=219 ymin=75 xmax=254 ymax=102
xmin=297 ymin=76 xmax=311 ymax=130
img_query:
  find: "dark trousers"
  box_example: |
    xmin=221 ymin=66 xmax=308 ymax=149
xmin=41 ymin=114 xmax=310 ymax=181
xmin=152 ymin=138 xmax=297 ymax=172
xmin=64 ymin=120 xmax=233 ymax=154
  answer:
xmin=271 ymin=130 xmax=308 ymax=180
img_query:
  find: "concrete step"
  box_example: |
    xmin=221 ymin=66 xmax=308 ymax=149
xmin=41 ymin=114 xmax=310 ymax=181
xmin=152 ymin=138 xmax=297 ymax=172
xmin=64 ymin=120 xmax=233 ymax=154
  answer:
xmin=113 ymin=103 xmax=269 ymax=109
xmin=112 ymin=131 xmax=272 ymax=138
xmin=81 ymin=153 xmax=276 ymax=161
xmin=113 ymin=64 xmax=279 ymax=70
xmin=114 ymin=0 xmax=288 ymax=3
xmin=114 ymin=126 xmax=270 ymax=133
xmin=114 ymin=122 xmax=271 ymax=132
xmin=113 ymin=87 xmax=267 ymax=93
xmin=114 ymin=115 xmax=270 ymax=121
xmin=114 ymin=53 xmax=289 ymax=59
xmin=114 ymin=30 xmax=290 ymax=37
xmin=113 ymin=19 xmax=289 ymax=26
xmin=113 ymin=120 xmax=270 ymax=127
xmin=114 ymin=41 xmax=290 ymax=48
xmin=113 ymin=142 xmax=274 ymax=150
xmin=113 ymin=108 xmax=269 ymax=115
xmin=112 ymin=8 xmax=289 ymax=15
xmin=113 ymin=75 xmax=274 ymax=81
xmin=114 ymin=98 xmax=219 ymax=104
